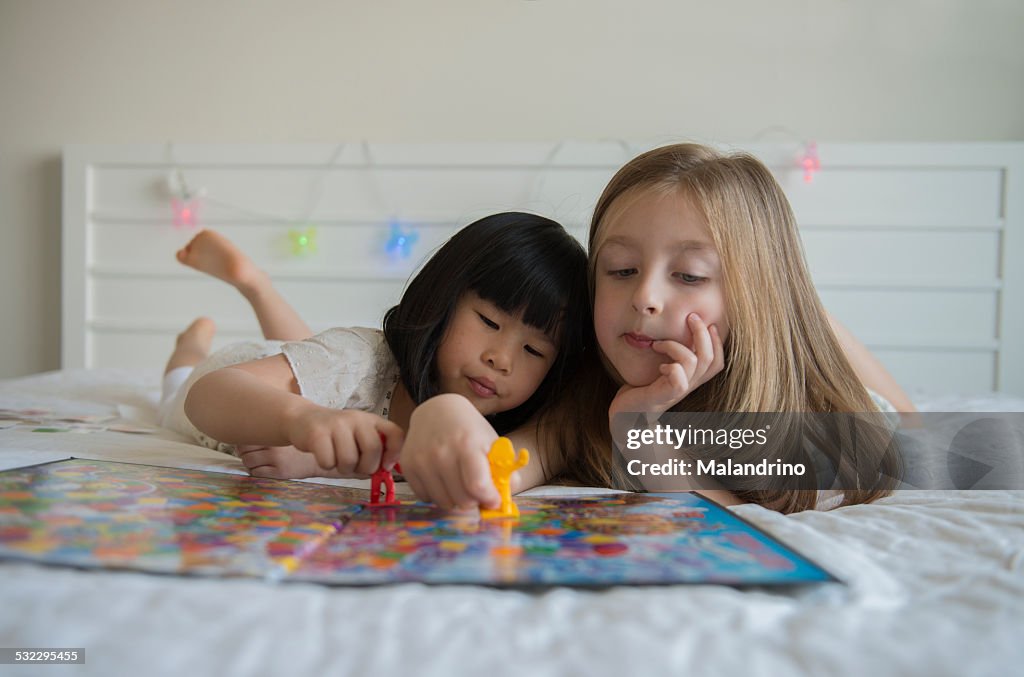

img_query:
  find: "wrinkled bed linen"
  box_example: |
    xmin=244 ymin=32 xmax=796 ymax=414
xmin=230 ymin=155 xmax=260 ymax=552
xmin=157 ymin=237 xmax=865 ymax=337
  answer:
xmin=0 ymin=369 xmax=1022 ymax=677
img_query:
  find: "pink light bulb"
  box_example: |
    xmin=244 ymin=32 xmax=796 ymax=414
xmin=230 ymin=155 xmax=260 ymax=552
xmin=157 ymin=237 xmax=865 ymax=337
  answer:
xmin=172 ymin=198 xmax=200 ymax=228
xmin=801 ymin=142 xmax=820 ymax=184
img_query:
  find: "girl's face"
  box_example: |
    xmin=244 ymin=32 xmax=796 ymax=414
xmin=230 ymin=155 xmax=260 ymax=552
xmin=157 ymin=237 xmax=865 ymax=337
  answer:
xmin=593 ymin=188 xmax=730 ymax=387
xmin=435 ymin=292 xmax=557 ymax=415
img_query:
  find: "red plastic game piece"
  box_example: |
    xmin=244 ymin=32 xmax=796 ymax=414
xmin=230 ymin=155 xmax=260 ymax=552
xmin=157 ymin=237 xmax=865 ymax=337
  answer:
xmin=365 ymin=432 xmax=401 ymax=508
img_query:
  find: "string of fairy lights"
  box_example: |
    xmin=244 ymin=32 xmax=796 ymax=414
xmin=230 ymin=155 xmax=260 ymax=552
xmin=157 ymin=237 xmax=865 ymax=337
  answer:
xmin=163 ymin=138 xmax=821 ymax=260
xmin=166 ymin=142 xmax=425 ymax=260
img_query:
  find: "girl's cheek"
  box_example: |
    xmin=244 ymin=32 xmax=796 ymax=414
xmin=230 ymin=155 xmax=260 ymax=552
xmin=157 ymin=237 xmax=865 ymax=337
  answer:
xmin=665 ymin=299 xmax=696 ymax=341
xmin=592 ymin=286 xmax=611 ymax=323
xmin=591 ymin=301 xmax=615 ymax=353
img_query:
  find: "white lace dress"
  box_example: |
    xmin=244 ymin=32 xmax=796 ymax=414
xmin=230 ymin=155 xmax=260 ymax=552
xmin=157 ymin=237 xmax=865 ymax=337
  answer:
xmin=159 ymin=327 xmax=400 ymax=453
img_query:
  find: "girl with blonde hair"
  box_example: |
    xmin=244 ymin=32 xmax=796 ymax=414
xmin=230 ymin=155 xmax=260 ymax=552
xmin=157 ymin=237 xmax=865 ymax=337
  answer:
xmin=401 ymin=143 xmax=911 ymax=513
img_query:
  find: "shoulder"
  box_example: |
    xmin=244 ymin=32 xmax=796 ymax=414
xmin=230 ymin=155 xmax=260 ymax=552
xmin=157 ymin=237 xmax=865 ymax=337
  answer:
xmin=304 ymin=325 xmax=380 ymax=343
xmin=281 ymin=327 xmax=395 ymax=387
xmin=287 ymin=327 xmax=386 ymax=358
xmin=275 ymin=328 xmax=396 ymax=408
xmin=190 ymin=339 xmax=285 ymax=379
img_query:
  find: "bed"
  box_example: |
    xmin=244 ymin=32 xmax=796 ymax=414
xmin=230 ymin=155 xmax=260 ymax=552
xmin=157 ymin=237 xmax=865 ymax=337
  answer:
xmin=2 ymin=368 xmax=1023 ymax=676
xmin=2 ymin=141 xmax=1023 ymax=676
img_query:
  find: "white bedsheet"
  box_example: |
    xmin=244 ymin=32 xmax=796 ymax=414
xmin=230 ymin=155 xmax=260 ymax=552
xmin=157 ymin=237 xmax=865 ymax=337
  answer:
xmin=1 ymin=369 xmax=1022 ymax=677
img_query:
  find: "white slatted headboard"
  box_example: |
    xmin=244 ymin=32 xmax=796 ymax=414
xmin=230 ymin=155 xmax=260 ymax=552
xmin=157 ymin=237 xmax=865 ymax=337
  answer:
xmin=62 ymin=142 xmax=1024 ymax=396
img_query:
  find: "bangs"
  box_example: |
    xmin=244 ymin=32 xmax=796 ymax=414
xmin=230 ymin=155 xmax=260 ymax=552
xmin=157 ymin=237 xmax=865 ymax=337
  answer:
xmin=468 ymin=249 xmax=576 ymax=342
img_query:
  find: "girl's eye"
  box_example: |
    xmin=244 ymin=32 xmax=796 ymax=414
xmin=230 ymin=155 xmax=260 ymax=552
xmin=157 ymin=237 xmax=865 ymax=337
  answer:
xmin=609 ymin=268 xmax=636 ymax=278
xmin=675 ymin=273 xmax=705 ymax=284
xmin=477 ymin=312 xmax=499 ymax=329
xmin=525 ymin=345 xmax=545 ymax=358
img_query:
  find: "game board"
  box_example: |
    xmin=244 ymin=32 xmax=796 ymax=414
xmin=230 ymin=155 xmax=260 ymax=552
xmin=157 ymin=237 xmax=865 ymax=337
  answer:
xmin=0 ymin=459 xmax=836 ymax=587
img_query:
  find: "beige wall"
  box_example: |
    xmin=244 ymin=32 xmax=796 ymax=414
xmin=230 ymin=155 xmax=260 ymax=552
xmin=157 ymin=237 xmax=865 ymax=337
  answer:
xmin=1 ymin=0 xmax=1022 ymax=378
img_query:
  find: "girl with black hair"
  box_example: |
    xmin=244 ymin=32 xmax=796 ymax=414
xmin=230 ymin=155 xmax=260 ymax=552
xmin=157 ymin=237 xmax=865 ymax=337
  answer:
xmin=160 ymin=213 xmax=589 ymax=510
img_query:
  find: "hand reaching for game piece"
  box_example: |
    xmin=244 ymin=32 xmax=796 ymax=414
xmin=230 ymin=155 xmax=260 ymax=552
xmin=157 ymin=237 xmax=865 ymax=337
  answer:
xmin=399 ymin=394 xmax=503 ymax=511
xmin=283 ymin=405 xmax=404 ymax=477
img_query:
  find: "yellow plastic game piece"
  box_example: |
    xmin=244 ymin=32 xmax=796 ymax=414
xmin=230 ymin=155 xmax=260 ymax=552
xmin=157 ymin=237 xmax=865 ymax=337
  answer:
xmin=479 ymin=437 xmax=529 ymax=520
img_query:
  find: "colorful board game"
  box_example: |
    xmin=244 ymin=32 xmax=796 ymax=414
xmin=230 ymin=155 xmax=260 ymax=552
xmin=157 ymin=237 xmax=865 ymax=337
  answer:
xmin=0 ymin=459 xmax=835 ymax=587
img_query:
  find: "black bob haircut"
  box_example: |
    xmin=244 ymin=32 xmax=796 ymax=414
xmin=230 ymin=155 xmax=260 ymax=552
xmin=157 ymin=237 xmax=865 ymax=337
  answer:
xmin=383 ymin=212 xmax=590 ymax=434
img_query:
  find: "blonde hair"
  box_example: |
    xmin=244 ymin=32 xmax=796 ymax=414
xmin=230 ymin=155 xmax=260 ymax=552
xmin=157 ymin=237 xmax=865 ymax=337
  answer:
xmin=548 ymin=143 xmax=899 ymax=513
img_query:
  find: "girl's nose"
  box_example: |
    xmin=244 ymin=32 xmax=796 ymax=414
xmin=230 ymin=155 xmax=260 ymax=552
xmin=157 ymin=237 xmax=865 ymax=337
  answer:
xmin=483 ymin=346 xmax=512 ymax=373
xmin=631 ymin=276 xmax=663 ymax=315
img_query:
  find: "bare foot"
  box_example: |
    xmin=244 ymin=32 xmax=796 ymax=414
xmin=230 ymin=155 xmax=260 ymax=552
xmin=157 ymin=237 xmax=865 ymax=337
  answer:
xmin=236 ymin=445 xmax=350 ymax=480
xmin=164 ymin=317 xmax=217 ymax=374
xmin=176 ymin=230 xmax=268 ymax=296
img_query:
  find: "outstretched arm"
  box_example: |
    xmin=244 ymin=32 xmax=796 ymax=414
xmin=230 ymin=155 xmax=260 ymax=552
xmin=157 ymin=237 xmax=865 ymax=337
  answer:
xmin=828 ymin=313 xmax=917 ymax=412
xmin=184 ymin=355 xmax=303 ymax=445
xmin=184 ymin=355 xmax=402 ymax=475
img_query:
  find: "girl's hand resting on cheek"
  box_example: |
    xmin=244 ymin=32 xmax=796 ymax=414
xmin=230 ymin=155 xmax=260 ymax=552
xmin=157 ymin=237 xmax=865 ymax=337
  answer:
xmin=283 ymin=404 xmax=404 ymax=476
xmin=399 ymin=393 xmax=503 ymax=511
xmin=609 ymin=313 xmax=725 ymax=421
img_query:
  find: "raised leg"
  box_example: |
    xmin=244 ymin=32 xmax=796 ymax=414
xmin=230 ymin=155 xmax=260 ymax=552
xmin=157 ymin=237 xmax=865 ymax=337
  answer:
xmin=164 ymin=317 xmax=217 ymax=374
xmin=176 ymin=230 xmax=313 ymax=341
